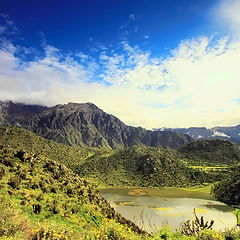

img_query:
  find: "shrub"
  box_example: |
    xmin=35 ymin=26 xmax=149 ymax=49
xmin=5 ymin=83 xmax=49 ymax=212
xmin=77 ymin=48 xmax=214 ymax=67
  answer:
xmin=223 ymin=227 xmax=240 ymax=240
xmin=0 ymin=166 xmax=5 ymax=180
xmin=31 ymin=228 xmax=70 ymax=240
xmin=8 ymin=176 xmax=21 ymax=189
xmin=197 ymin=229 xmax=224 ymax=240
xmin=0 ymin=196 xmax=29 ymax=238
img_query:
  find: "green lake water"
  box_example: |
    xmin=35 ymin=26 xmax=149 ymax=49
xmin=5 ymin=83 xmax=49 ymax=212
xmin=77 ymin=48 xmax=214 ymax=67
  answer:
xmin=100 ymin=188 xmax=236 ymax=233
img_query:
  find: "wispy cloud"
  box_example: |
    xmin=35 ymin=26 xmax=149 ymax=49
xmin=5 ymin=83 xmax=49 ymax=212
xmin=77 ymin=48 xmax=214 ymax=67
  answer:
xmin=129 ymin=13 xmax=136 ymax=21
xmin=119 ymin=13 xmax=139 ymax=39
xmin=0 ymin=34 xmax=240 ymax=128
xmin=0 ymin=13 xmax=18 ymax=35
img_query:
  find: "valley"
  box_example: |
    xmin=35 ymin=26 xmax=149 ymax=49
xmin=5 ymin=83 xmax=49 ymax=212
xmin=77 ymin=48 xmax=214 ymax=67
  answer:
xmin=0 ymin=103 xmax=240 ymax=239
xmin=1 ymin=0 xmax=240 ymax=238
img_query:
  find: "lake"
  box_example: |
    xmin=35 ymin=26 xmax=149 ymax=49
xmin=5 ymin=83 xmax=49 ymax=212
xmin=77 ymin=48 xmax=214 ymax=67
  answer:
xmin=100 ymin=188 xmax=236 ymax=233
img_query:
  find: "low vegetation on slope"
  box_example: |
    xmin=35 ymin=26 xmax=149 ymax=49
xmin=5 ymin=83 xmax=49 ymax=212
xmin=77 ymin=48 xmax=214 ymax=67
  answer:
xmin=0 ymin=126 xmax=232 ymax=189
xmin=77 ymin=144 xmax=219 ymax=188
xmin=0 ymin=126 xmax=111 ymax=170
xmin=0 ymin=146 xmax=148 ymax=239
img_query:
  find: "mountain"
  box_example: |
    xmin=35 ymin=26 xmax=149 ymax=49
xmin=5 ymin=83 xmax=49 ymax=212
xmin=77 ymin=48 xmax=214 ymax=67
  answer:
xmin=213 ymin=125 xmax=240 ymax=144
xmin=0 ymin=100 xmax=48 ymax=125
xmin=154 ymin=126 xmax=240 ymax=144
xmin=0 ymin=101 xmax=193 ymax=149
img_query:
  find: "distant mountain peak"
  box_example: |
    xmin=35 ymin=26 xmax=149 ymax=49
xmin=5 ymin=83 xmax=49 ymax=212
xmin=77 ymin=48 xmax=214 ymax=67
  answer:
xmin=154 ymin=126 xmax=240 ymax=145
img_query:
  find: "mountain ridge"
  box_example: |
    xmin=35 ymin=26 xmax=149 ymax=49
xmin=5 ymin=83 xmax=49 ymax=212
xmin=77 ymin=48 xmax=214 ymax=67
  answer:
xmin=0 ymin=100 xmax=193 ymax=149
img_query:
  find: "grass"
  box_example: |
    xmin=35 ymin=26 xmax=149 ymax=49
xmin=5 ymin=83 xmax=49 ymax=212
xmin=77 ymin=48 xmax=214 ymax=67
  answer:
xmin=182 ymin=184 xmax=214 ymax=194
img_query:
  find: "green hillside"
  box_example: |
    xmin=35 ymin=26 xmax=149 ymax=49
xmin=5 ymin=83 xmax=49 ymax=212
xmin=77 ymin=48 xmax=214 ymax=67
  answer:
xmin=1 ymin=127 xmax=240 ymax=239
xmin=0 ymin=146 xmax=147 ymax=239
xmin=213 ymin=164 xmax=240 ymax=206
xmin=0 ymin=126 xmax=216 ymax=188
xmin=0 ymin=126 xmax=232 ymax=188
xmin=0 ymin=126 xmax=111 ymax=170
xmin=77 ymin=144 xmax=219 ymax=188
xmin=179 ymin=139 xmax=240 ymax=166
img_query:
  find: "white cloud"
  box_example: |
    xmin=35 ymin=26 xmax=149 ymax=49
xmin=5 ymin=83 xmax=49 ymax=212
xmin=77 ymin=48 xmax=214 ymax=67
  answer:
xmin=0 ymin=35 xmax=240 ymax=129
xmin=213 ymin=0 xmax=240 ymax=37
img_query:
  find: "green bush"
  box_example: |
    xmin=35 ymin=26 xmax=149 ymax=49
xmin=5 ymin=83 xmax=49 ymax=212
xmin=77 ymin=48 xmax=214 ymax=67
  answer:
xmin=197 ymin=230 xmax=224 ymax=240
xmin=0 ymin=196 xmax=28 ymax=238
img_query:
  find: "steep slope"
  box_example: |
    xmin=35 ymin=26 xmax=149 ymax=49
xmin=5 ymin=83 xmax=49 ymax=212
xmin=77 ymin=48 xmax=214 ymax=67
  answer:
xmin=0 ymin=146 xmax=147 ymax=239
xmin=0 ymin=101 xmax=193 ymax=149
xmin=179 ymin=139 xmax=240 ymax=166
xmin=0 ymin=126 xmax=111 ymax=170
xmin=0 ymin=100 xmax=48 ymax=125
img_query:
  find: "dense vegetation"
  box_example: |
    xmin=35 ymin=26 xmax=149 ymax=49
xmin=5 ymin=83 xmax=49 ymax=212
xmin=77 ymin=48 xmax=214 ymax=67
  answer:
xmin=1 ymin=127 xmax=240 ymax=239
xmin=0 ymin=146 xmax=148 ymax=239
xmin=0 ymin=126 xmax=221 ymax=188
xmin=0 ymin=126 xmax=111 ymax=170
xmin=1 ymin=126 xmax=238 ymax=189
xmin=213 ymin=166 xmax=240 ymax=206
xmin=179 ymin=139 xmax=240 ymax=166
xmin=77 ymin=144 xmax=218 ymax=188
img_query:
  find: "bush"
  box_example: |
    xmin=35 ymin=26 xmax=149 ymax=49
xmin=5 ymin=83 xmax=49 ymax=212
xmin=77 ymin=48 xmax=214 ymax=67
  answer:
xmin=31 ymin=228 xmax=70 ymax=240
xmin=8 ymin=176 xmax=21 ymax=189
xmin=197 ymin=230 xmax=224 ymax=240
xmin=223 ymin=227 xmax=240 ymax=240
xmin=0 ymin=196 xmax=29 ymax=238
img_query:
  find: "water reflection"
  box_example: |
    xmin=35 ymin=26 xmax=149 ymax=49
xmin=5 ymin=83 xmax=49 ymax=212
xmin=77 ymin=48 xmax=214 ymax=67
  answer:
xmin=100 ymin=188 xmax=236 ymax=233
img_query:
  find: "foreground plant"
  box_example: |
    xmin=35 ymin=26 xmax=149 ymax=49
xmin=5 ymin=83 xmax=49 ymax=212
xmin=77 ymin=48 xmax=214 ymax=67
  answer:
xmin=181 ymin=209 xmax=214 ymax=236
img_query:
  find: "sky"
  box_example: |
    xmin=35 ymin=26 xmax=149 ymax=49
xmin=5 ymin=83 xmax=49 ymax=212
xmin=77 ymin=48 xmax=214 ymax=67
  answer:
xmin=0 ymin=0 xmax=240 ymax=129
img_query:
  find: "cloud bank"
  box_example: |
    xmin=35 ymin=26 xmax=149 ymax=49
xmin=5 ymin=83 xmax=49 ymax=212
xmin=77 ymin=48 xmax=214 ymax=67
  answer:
xmin=0 ymin=0 xmax=240 ymax=129
xmin=1 ymin=35 xmax=240 ymax=129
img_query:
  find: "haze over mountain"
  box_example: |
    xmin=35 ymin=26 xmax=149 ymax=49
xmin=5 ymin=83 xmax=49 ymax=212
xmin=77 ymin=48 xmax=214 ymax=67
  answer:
xmin=0 ymin=101 xmax=193 ymax=149
xmin=154 ymin=126 xmax=240 ymax=144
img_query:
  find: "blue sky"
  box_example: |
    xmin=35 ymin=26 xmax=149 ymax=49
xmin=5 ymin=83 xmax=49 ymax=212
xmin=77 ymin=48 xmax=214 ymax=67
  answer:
xmin=0 ymin=0 xmax=240 ymax=128
xmin=0 ymin=0 xmax=217 ymax=53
